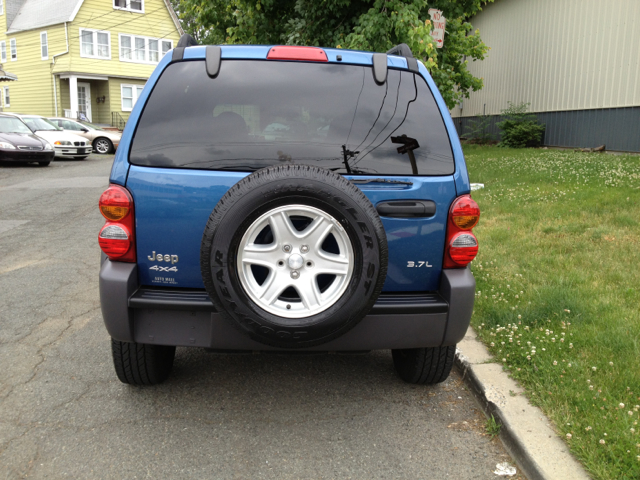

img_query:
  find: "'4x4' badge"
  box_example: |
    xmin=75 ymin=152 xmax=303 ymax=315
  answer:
xmin=150 ymin=265 xmax=178 ymax=272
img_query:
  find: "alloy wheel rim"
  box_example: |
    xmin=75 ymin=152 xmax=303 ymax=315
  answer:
xmin=96 ymin=139 xmax=110 ymax=153
xmin=237 ymin=204 xmax=354 ymax=318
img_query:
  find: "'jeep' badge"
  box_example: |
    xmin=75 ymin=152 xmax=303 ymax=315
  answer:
xmin=148 ymin=251 xmax=179 ymax=264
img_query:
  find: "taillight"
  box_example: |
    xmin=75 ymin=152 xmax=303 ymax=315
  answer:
xmin=444 ymin=194 xmax=480 ymax=268
xmin=98 ymin=184 xmax=136 ymax=262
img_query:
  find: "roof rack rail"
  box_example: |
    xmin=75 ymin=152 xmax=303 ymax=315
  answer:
xmin=386 ymin=43 xmax=414 ymax=58
xmin=385 ymin=43 xmax=419 ymax=73
xmin=177 ymin=33 xmax=199 ymax=48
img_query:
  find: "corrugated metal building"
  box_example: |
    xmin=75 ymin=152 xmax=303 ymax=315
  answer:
xmin=451 ymin=0 xmax=640 ymax=152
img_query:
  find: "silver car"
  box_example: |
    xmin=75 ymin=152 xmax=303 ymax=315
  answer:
xmin=48 ymin=118 xmax=121 ymax=154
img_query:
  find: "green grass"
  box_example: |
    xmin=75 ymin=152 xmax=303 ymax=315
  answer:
xmin=464 ymin=146 xmax=640 ymax=480
xmin=485 ymin=414 xmax=502 ymax=439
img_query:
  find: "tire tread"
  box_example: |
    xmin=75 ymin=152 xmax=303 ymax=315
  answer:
xmin=111 ymin=339 xmax=175 ymax=385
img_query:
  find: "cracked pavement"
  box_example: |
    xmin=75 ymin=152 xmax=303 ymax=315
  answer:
xmin=0 ymin=156 xmax=521 ymax=479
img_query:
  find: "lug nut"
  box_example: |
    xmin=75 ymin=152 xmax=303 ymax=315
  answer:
xmin=300 ymin=245 xmax=309 ymax=253
xmin=290 ymin=270 xmax=300 ymax=279
xmin=283 ymin=244 xmax=292 ymax=253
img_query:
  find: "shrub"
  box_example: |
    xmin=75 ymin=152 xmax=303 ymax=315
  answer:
xmin=497 ymin=102 xmax=545 ymax=148
xmin=465 ymin=114 xmax=495 ymax=144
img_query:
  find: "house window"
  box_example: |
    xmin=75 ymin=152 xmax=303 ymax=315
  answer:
xmin=114 ymin=0 xmax=143 ymax=13
xmin=1 ymin=41 xmax=5 ymax=63
xmin=10 ymin=38 xmax=16 ymax=61
xmin=162 ymin=41 xmax=172 ymax=56
xmin=119 ymin=34 xmax=172 ymax=64
xmin=41 ymin=32 xmax=48 ymax=60
xmin=4 ymin=87 xmax=9 ymax=107
xmin=121 ymin=84 xmax=144 ymax=111
xmin=80 ymin=29 xmax=110 ymax=59
xmin=0 ymin=0 xmax=4 ymax=15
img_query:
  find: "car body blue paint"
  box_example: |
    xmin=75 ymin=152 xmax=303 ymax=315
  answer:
xmin=129 ymin=165 xmax=454 ymax=292
xmin=111 ymin=45 xmax=466 ymax=293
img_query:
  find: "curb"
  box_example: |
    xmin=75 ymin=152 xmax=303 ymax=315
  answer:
xmin=455 ymin=327 xmax=591 ymax=480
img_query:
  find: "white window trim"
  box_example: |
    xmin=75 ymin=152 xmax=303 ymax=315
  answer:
xmin=0 ymin=0 xmax=4 ymax=16
xmin=9 ymin=38 xmax=16 ymax=61
xmin=118 ymin=33 xmax=171 ymax=65
xmin=79 ymin=28 xmax=111 ymax=60
xmin=40 ymin=31 xmax=48 ymax=60
xmin=0 ymin=41 xmax=6 ymax=63
xmin=4 ymin=87 xmax=9 ymax=107
xmin=113 ymin=0 xmax=144 ymax=14
xmin=120 ymin=83 xmax=144 ymax=112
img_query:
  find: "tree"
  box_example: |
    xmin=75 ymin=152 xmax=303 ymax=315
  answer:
xmin=173 ymin=0 xmax=493 ymax=109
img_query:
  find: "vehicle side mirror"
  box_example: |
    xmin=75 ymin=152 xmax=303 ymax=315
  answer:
xmin=81 ymin=128 xmax=89 ymax=133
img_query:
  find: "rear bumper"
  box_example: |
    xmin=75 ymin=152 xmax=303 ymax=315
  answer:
xmin=99 ymin=259 xmax=475 ymax=350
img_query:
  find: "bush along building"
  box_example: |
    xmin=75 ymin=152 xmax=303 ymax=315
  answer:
xmin=0 ymin=0 xmax=182 ymax=127
xmin=451 ymin=0 xmax=640 ymax=153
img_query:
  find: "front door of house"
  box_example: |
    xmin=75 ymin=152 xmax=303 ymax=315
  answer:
xmin=77 ymin=83 xmax=92 ymax=122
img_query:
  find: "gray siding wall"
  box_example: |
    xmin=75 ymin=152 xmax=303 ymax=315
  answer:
xmin=452 ymin=0 xmax=640 ymax=118
xmin=455 ymin=107 xmax=640 ymax=152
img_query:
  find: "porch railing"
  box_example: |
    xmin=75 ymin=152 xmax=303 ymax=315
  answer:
xmin=111 ymin=112 xmax=126 ymax=131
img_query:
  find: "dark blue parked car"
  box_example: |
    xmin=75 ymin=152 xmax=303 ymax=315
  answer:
xmin=98 ymin=36 xmax=480 ymax=386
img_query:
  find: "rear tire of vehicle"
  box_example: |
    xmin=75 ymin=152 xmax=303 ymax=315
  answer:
xmin=111 ymin=339 xmax=176 ymax=385
xmin=201 ymin=164 xmax=388 ymax=349
xmin=37 ymin=161 xmax=50 ymax=167
xmin=392 ymin=345 xmax=456 ymax=385
xmin=93 ymin=137 xmax=113 ymax=154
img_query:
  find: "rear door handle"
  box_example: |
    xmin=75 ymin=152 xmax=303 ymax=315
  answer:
xmin=376 ymin=200 xmax=436 ymax=218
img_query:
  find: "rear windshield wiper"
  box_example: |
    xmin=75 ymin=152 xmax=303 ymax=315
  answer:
xmin=350 ymin=178 xmax=413 ymax=186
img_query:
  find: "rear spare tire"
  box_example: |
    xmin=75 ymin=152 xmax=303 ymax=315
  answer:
xmin=201 ymin=165 xmax=388 ymax=349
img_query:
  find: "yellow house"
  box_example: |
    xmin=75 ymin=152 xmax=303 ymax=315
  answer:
xmin=0 ymin=0 xmax=182 ymax=126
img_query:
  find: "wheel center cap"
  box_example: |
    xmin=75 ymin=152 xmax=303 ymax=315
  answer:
xmin=288 ymin=253 xmax=304 ymax=270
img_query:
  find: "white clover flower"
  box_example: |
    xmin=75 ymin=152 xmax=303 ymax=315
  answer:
xmin=566 ymin=433 xmax=572 ymax=439
xmin=568 ymin=363 xmax=572 ymax=367
xmin=490 ymin=342 xmax=495 ymax=347
xmin=587 ymin=379 xmax=591 ymax=383
xmin=517 ymin=314 xmax=521 ymax=319
xmin=600 ymin=439 xmax=605 ymax=445
xmin=569 ymin=343 xmax=573 ymax=348
xmin=560 ymin=338 xmax=565 ymax=343
xmin=592 ymin=366 xmax=597 ymax=371
xmin=527 ymin=356 xmax=531 ymax=360
xmin=502 ymin=358 xmax=506 ymax=362
xmin=589 ymin=385 xmax=594 ymax=390
xmin=631 ymin=428 xmax=635 ymax=433
xmin=609 ymin=362 xmax=614 ymax=366
xmin=542 ymin=348 xmax=546 ymax=351
xmin=553 ymin=361 xmax=558 ymax=366
xmin=620 ymin=403 xmax=625 ymax=409
xmin=630 ymin=412 xmax=634 ymax=416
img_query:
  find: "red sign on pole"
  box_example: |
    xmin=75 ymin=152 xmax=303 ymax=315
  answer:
xmin=428 ymin=8 xmax=446 ymax=48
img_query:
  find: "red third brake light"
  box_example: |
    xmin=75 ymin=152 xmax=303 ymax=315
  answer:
xmin=444 ymin=194 xmax=480 ymax=268
xmin=267 ymin=46 xmax=328 ymax=62
xmin=98 ymin=184 xmax=136 ymax=262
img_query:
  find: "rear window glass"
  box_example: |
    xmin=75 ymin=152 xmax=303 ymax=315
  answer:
xmin=130 ymin=60 xmax=454 ymax=176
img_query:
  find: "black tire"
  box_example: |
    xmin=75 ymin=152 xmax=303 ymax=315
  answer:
xmin=93 ymin=137 xmax=113 ymax=154
xmin=111 ymin=339 xmax=176 ymax=385
xmin=201 ymin=164 xmax=388 ymax=349
xmin=392 ymin=346 xmax=456 ymax=385
xmin=37 ymin=161 xmax=50 ymax=167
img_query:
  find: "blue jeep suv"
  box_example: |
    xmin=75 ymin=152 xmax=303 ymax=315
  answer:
xmin=98 ymin=36 xmax=480 ymax=386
